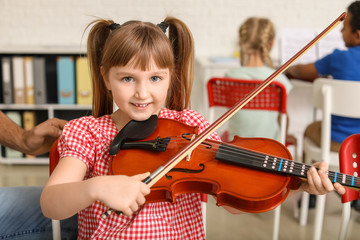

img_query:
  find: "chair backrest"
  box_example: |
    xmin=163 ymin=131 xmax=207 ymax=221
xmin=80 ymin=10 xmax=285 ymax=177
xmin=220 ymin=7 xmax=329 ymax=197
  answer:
xmin=312 ymin=78 xmax=360 ymax=160
xmin=207 ymin=77 xmax=288 ymax=143
xmin=339 ymin=134 xmax=360 ymax=203
xmin=207 ymin=77 xmax=287 ymax=112
xmin=49 ymin=139 xmax=60 ymax=175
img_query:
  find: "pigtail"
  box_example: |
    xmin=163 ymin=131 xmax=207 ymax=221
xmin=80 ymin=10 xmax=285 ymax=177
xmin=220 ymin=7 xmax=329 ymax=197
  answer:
xmin=258 ymin=19 xmax=274 ymax=68
xmin=239 ymin=21 xmax=250 ymax=66
xmin=86 ymin=19 xmax=114 ymax=117
xmin=164 ymin=16 xmax=194 ymax=111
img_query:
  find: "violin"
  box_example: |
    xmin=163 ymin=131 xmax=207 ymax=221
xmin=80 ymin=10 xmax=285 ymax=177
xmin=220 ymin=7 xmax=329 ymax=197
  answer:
xmin=110 ymin=116 xmax=300 ymax=213
xmin=109 ymin=115 xmax=360 ymax=213
xmin=103 ymin=12 xmax=347 ymax=217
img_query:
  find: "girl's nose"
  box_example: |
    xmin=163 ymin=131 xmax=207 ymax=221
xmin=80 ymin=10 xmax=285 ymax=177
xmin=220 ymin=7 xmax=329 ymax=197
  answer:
xmin=134 ymin=81 xmax=150 ymax=99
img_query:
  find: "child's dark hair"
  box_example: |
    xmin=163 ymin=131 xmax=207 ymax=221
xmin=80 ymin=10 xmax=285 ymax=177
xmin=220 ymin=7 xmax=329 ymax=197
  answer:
xmin=86 ymin=16 xmax=194 ymax=117
xmin=348 ymin=1 xmax=360 ymax=32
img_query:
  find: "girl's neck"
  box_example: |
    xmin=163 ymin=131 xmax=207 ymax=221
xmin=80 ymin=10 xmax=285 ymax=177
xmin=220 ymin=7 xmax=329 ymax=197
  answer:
xmin=244 ymin=52 xmax=265 ymax=67
xmin=111 ymin=110 xmax=129 ymax=131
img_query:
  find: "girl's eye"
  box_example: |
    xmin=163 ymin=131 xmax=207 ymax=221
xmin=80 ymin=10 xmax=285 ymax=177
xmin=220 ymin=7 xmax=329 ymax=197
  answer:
xmin=150 ymin=76 xmax=161 ymax=82
xmin=122 ymin=76 xmax=134 ymax=82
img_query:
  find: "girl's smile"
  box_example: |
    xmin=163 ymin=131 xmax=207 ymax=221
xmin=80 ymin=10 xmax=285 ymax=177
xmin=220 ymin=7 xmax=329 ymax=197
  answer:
xmin=104 ymin=58 xmax=171 ymax=129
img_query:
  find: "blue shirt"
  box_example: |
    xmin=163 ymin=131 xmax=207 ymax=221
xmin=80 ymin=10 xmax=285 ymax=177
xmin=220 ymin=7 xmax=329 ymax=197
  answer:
xmin=314 ymin=46 xmax=360 ymax=143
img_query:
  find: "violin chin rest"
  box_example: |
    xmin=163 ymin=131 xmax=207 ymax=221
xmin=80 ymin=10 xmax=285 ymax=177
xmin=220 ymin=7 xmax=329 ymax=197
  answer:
xmin=109 ymin=115 xmax=158 ymax=155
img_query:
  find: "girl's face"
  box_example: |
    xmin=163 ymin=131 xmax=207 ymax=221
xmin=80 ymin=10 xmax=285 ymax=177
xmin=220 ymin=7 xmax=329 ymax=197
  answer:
xmin=104 ymin=58 xmax=170 ymax=127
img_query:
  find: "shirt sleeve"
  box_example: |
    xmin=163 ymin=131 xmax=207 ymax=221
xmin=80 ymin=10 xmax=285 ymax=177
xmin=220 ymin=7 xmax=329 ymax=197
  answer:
xmin=58 ymin=117 xmax=96 ymax=170
xmin=314 ymin=50 xmax=338 ymax=76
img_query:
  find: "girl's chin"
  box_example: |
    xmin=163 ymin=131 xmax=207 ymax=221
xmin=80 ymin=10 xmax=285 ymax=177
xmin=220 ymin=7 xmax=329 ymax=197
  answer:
xmin=130 ymin=113 xmax=158 ymax=122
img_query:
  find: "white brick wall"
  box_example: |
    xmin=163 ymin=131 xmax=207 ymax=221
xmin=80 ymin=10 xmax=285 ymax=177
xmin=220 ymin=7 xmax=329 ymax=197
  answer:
xmin=0 ymin=0 xmax=353 ymax=60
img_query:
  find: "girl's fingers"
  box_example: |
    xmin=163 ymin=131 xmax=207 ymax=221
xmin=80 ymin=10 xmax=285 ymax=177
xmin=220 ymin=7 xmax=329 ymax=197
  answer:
xmin=122 ymin=207 xmax=133 ymax=217
xmin=318 ymin=169 xmax=334 ymax=192
xmin=132 ymin=172 xmax=150 ymax=181
xmin=130 ymin=202 xmax=139 ymax=212
xmin=137 ymin=195 xmax=146 ymax=206
xmin=306 ymin=167 xmax=315 ymax=190
xmin=307 ymin=167 xmax=326 ymax=194
xmin=334 ymin=182 xmax=346 ymax=195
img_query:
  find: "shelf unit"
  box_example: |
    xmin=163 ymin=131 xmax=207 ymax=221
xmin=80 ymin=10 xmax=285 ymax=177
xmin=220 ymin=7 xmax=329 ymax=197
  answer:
xmin=0 ymin=104 xmax=92 ymax=165
xmin=0 ymin=46 xmax=90 ymax=165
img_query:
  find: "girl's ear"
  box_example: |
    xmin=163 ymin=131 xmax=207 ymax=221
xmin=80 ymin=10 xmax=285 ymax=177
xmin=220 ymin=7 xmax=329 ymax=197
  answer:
xmin=101 ymin=66 xmax=111 ymax=90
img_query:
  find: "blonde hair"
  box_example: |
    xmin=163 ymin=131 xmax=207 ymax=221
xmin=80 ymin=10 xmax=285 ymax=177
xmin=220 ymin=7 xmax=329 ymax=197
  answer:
xmin=86 ymin=16 xmax=194 ymax=117
xmin=239 ymin=17 xmax=275 ymax=67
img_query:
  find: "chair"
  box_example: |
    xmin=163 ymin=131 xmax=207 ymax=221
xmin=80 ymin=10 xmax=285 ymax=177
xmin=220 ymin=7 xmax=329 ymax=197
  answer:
xmin=207 ymin=77 xmax=289 ymax=240
xmin=49 ymin=139 xmax=61 ymax=240
xmin=338 ymin=134 xmax=360 ymax=240
xmin=298 ymin=78 xmax=360 ymax=240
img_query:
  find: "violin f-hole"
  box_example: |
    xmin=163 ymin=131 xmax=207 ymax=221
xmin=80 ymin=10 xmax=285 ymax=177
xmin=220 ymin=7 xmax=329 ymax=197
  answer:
xmin=165 ymin=163 xmax=205 ymax=180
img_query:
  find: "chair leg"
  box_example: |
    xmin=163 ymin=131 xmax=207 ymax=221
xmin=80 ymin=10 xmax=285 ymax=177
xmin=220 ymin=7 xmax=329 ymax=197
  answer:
xmin=52 ymin=219 xmax=61 ymax=240
xmin=300 ymin=192 xmax=310 ymax=226
xmin=338 ymin=202 xmax=351 ymax=240
xmin=272 ymin=205 xmax=281 ymax=240
xmin=201 ymin=201 xmax=207 ymax=236
xmin=313 ymin=194 xmax=326 ymax=240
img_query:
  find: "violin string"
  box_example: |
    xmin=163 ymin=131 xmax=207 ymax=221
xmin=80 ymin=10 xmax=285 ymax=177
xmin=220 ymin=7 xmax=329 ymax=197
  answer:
xmin=165 ymin=136 xmax=355 ymax=181
xmin=166 ymin=137 xmax=313 ymax=175
xmin=167 ymin=136 xmax=351 ymax=181
xmin=166 ymin=136 xmax=310 ymax=171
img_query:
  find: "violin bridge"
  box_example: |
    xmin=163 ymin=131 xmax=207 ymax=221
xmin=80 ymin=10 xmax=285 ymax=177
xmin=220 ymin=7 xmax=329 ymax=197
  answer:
xmin=185 ymin=134 xmax=196 ymax=161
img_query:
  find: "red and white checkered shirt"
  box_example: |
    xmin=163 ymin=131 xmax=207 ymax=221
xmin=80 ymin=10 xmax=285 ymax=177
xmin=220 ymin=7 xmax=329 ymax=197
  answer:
xmin=59 ymin=108 xmax=220 ymax=239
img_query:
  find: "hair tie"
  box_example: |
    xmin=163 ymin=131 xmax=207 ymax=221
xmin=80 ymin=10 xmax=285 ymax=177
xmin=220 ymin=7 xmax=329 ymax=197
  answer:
xmin=157 ymin=21 xmax=169 ymax=33
xmin=109 ymin=23 xmax=120 ymax=31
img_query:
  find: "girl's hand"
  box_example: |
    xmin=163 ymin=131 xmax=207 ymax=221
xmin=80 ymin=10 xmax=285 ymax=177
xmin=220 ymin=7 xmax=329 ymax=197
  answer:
xmin=92 ymin=172 xmax=151 ymax=216
xmin=300 ymin=161 xmax=346 ymax=195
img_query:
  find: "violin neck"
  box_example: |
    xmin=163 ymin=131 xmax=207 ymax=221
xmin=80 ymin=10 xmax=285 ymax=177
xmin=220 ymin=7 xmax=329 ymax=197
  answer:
xmin=215 ymin=143 xmax=360 ymax=190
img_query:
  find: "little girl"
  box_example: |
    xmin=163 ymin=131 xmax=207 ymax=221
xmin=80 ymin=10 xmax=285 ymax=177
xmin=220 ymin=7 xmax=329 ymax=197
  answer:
xmin=225 ymin=17 xmax=293 ymax=142
xmin=40 ymin=16 xmax=344 ymax=239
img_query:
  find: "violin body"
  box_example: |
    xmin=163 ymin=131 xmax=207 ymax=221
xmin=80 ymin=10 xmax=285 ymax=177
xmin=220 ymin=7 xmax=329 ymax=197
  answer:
xmin=110 ymin=118 xmax=299 ymax=213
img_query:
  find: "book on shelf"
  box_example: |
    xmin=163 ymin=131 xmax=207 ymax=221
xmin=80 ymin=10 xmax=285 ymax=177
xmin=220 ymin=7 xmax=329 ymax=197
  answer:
xmin=24 ymin=57 xmax=35 ymax=104
xmin=23 ymin=111 xmax=36 ymax=158
xmin=12 ymin=56 xmax=26 ymax=104
xmin=33 ymin=57 xmax=47 ymax=104
xmin=0 ymin=52 xmax=95 ymax=106
xmin=76 ymin=57 xmax=92 ymax=105
xmin=3 ymin=111 xmax=23 ymax=158
xmin=45 ymin=55 xmax=58 ymax=104
xmin=1 ymin=57 xmax=13 ymax=104
xmin=57 ymin=56 xmax=76 ymax=104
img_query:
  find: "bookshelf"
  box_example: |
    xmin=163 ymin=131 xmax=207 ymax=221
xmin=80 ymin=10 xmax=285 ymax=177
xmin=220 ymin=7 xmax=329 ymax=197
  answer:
xmin=0 ymin=47 xmax=92 ymax=165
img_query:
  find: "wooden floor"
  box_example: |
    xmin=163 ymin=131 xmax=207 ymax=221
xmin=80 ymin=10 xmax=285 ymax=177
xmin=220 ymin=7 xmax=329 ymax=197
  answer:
xmin=1 ymin=163 xmax=360 ymax=240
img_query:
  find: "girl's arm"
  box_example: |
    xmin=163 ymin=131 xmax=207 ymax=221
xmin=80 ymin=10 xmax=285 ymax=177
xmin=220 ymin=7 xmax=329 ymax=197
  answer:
xmin=40 ymin=156 xmax=150 ymax=220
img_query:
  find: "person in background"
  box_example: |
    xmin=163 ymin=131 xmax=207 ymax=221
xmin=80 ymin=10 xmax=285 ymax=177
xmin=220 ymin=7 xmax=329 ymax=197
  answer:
xmin=40 ymin=15 xmax=344 ymax=239
xmin=286 ymin=0 xmax=360 ymax=209
xmin=225 ymin=17 xmax=296 ymax=145
xmin=0 ymin=110 xmax=77 ymax=240
xmin=286 ymin=0 xmax=360 ymax=152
